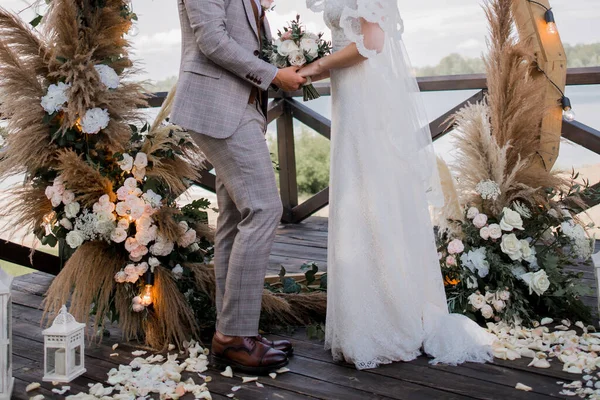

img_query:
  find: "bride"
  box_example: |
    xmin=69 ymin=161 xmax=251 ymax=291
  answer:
xmin=300 ymin=0 xmax=495 ymax=369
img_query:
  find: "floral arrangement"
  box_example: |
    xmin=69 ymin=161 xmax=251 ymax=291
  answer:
xmin=439 ymin=180 xmax=593 ymax=325
xmin=263 ymin=15 xmax=331 ymax=101
xmin=0 ymin=0 xmax=328 ymax=348
xmin=435 ymin=0 xmax=595 ymax=327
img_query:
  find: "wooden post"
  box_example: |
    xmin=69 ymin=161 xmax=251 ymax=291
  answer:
xmin=512 ymin=0 xmax=567 ymax=171
xmin=277 ymin=100 xmax=298 ymax=223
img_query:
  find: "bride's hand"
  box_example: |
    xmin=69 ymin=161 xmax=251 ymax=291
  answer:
xmin=299 ymin=60 xmax=323 ymax=78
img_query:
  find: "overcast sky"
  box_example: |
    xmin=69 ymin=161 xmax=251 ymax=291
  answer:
xmin=2 ymin=0 xmax=599 ymax=81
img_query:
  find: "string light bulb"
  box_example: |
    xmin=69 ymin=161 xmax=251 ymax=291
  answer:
xmin=128 ymin=24 xmax=139 ymax=37
xmin=544 ymin=9 xmax=557 ymax=35
xmin=140 ymin=271 xmax=154 ymax=306
xmin=561 ymin=96 xmax=576 ymax=122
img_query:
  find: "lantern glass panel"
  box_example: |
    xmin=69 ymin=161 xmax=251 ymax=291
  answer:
xmin=73 ymin=345 xmax=82 ymax=368
xmin=45 ymin=347 xmax=68 ymax=376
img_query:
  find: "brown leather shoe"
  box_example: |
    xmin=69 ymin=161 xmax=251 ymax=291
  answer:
xmin=211 ymin=335 xmax=288 ymax=375
xmin=256 ymin=334 xmax=294 ymax=357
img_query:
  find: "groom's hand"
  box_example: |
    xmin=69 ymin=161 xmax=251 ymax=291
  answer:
xmin=272 ymin=67 xmax=307 ymax=92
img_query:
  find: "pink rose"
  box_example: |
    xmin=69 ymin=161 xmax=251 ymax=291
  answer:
xmin=281 ymin=30 xmax=293 ymax=41
xmin=445 ymin=255 xmax=457 ymax=267
xmin=473 ymin=213 xmax=488 ymax=229
xmin=447 ymin=239 xmax=465 ymax=255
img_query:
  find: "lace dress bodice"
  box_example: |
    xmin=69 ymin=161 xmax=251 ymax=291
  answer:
xmin=308 ymin=0 xmax=404 ymax=55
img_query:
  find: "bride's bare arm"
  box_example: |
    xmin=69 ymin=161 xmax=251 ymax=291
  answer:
xmin=299 ymin=19 xmax=384 ymax=79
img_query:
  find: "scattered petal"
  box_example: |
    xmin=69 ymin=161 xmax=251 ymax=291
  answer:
xmin=168 ymin=344 xmax=176 ymax=351
xmin=269 ymin=373 xmax=277 ymax=379
xmin=559 ymin=390 xmax=577 ymax=396
xmin=221 ymin=366 xmax=234 ymax=378
xmin=242 ymin=377 xmax=258 ymax=383
xmin=131 ymin=350 xmax=147 ymax=356
xmin=256 ymin=382 xmax=264 ymax=388
xmin=112 ymin=343 xmax=119 ymax=350
xmin=515 ymin=383 xmax=532 ymax=392
xmin=26 ymin=382 xmax=40 ymax=392
xmin=110 ymin=353 xmax=119 ymax=357
xmin=528 ymin=358 xmax=551 ymax=368
xmin=275 ymin=367 xmax=290 ymax=374
xmin=30 ymin=395 xmax=44 ymax=400
xmin=231 ymin=386 xmax=241 ymax=392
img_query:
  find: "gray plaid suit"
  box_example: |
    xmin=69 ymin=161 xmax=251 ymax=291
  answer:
xmin=172 ymin=0 xmax=282 ymax=336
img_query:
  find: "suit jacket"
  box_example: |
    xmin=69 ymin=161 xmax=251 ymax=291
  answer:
xmin=171 ymin=0 xmax=278 ymax=138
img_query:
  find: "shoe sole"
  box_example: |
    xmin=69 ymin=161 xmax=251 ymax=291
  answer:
xmin=211 ymin=354 xmax=289 ymax=375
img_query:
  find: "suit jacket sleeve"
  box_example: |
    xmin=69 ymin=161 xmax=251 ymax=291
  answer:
xmin=184 ymin=0 xmax=278 ymax=91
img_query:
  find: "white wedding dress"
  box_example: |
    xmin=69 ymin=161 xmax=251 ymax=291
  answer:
xmin=307 ymin=0 xmax=496 ymax=369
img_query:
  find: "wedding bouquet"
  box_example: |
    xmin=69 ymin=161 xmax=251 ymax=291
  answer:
xmin=263 ymin=15 xmax=331 ymax=101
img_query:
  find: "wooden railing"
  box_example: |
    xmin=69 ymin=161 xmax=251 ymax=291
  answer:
xmin=147 ymin=66 xmax=600 ymax=223
xmin=2 ymin=68 xmax=600 ymax=276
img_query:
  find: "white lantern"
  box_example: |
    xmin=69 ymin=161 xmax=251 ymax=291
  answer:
xmin=42 ymin=305 xmax=86 ymax=383
xmin=0 ymin=268 xmax=13 ymax=400
xmin=593 ymin=251 xmax=600 ymax=323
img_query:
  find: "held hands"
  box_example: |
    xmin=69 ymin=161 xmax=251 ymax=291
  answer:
xmin=273 ymin=66 xmax=307 ymax=92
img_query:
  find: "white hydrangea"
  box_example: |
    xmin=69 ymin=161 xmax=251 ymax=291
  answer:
xmin=460 ymin=247 xmax=490 ymax=278
xmin=475 ymin=180 xmax=501 ymax=201
xmin=41 ymin=82 xmax=70 ymax=114
xmin=561 ymin=221 xmax=593 ymax=259
xmin=94 ymin=64 xmax=120 ymax=89
xmin=80 ymin=108 xmax=110 ymax=134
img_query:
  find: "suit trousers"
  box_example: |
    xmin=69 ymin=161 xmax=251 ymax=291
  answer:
xmin=189 ymin=103 xmax=282 ymax=337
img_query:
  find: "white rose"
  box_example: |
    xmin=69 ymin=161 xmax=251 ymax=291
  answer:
xmin=124 ymin=177 xmax=138 ymax=190
xmin=134 ymin=152 xmax=148 ymax=169
xmin=172 ymin=264 xmax=184 ymax=279
xmin=135 ymin=262 xmax=149 ymax=276
xmin=288 ymin=50 xmax=306 ymax=67
xmin=480 ymin=304 xmax=494 ymax=319
xmin=520 ymin=270 xmax=551 ymax=296
xmin=129 ymin=204 xmax=145 ymax=220
xmin=132 ymin=296 xmax=142 ymax=305
xmin=99 ymin=194 xmax=110 ymax=205
xmin=148 ymin=257 xmax=160 ymax=269
xmin=59 ymin=218 xmax=73 ymax=230
xmin=114 ymin=271 xmax=127 ymax=283
xmin=66 ymin=230 xmax=85 ymax=249
xmin=479 ymin=226 xmax=491 ymax=240
xmin=124 ymin=264 xmax=137 ymax=276
xmin=500 ymin=207 xmax=524 ymax=231
xmin=116 ymin=186 xmax=129 ymax=201
xmin=41 ymin=82 xmax=70 ymax=114
xmin=64 ymin=202 xmax=81 ymax=219
xmin=62 ymin=190 xmax=75 ymax=205
xmin=126 ymin=273 xmax=139 ymax=283
xmin=111 ymin=227 xmax=127 ymax=243
xmin=118 ymin=153 xmax=134 ymax=172
xmin=498 ymin=290 xmax=510 ymax=301
xmin=117 ymin=218 xmax=130 ymax=230
xmin=278 ymin=40 xmax=299 ymax=56
xmin=80 ymin=107 xmax=110 ymax=134
xmin=178 ymin=229 xmax=197 ymax=248
xmin=51 ymin=193 xmax=63 ymax=208
xmin=45 ymin=186 xmax=55 ymax=200
xmin=467 ymin=207 xmax=480 ymax=219
xmin=447 ymin=239 xmax=464 ymax=255
xmin=488 ymin=224 xmax=502 ymax=240
xmin=129 ymin=245 xmax=148 ymax=259
xmin=500 ymin=234 xmax=523 ymax=261
xmin=300 ymin=37 xmax=319 ymax=58
xmin=125 ymin=237 xmax=139 ymax=252
xmin=94 ymin=64 xmax=120 ymax=89
xmin=132 ymin=166 xmax=146 ymax=181
xmin=132 ymin=303 xmax=145 ymax=313
xmin=473 ymin=213 xmax=488 ymax=229
xmin=492 ymin=299 xmax=505 ymax=312
xmin=468 ymin=293 xmax=486 ymax=310
xmin=520 ymin=239 xmax=536 ymax=261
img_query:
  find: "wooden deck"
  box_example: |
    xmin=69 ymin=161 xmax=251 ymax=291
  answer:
xmin=10 ymin=216 xmax=599 ymax=400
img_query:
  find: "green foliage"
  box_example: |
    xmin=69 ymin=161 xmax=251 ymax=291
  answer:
xmin=268 ymin=128 xmax=330 ymax=195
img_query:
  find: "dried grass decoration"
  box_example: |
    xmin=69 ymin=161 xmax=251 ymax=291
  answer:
xmin=435 ymin=0 xmax=594 ymax=326
xmin=0 ymin=0 xmax=326 ymax=349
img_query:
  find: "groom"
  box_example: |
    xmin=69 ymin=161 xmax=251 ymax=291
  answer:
xmin=171 ymin=0 xmax=306 ymax=373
